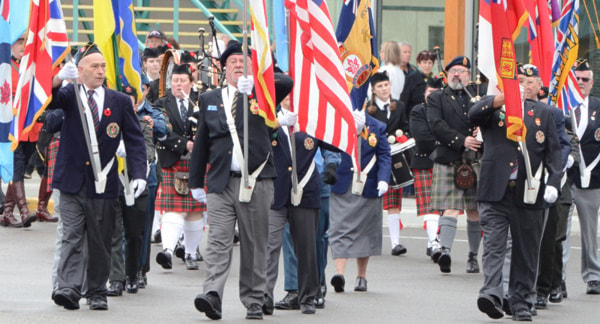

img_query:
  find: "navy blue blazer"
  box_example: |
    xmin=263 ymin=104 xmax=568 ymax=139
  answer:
xmin=469 ymin=96 xmax=562 ymax=208
xmin=331 ymin=114 xmax=392 ymax=198
xmin=49 ymin=84 xmax=147 ymax=199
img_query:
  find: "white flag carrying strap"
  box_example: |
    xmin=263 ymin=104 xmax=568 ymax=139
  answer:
xmin=222 ymin=88 xmax=268 ymax=202
xmin=291 ymin=160 xmax=316 ymax=206
xmin=523 ymin=162 xmax=543 ymax=204
xmin=79 ymin=86 xmax=114 ymax=194
xmin=580 ymin=152 xmax=600 ymax=188
xmin=351 ymin=155 xmax=377 ymax=195
xmin=117 ymin=155 xmax=135 ymax=206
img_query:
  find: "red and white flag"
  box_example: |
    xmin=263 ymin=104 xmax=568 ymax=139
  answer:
xmin=285 ymin=0 xmax=358 ymax=166
xmin=249 ymin=0 xmax=276 ymax=127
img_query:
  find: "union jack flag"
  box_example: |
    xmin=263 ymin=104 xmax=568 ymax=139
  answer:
xmin=547 ymin=0 xmax=583 ymax=115
xmin=285 ymin=0 xmax=358 ymax=167
xmin=10 ymin=0 xmax=69 ymax=149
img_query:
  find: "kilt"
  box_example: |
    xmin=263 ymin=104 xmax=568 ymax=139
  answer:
xmin=46 ymin=138 xmax=60 ymax=192
xmin=383 ymin=187 xmax=402 ymax=210
xmin=413 ymin=168 xmax=438 ymax=216
xmin=156 ymin=159 xmax=206 ymax=213
xmin=328 ymin=191 xmax=382 ymax=259
xmin=430 ymin=162 xmax=480 ymax=211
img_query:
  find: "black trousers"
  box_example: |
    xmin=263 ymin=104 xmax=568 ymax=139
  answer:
xmin=13 ymin=141 xmax=36 ymax=182
xmin=56 ymin=190 xmax=117 ymax=299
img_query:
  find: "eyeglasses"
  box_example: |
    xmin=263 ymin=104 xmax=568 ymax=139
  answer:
xmin=448 ymin=69 xmax=469 ymax=75
xmin=577 ymin=77 xmax=591 ymax=83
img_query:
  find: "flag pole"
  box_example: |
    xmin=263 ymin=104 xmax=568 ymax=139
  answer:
xmin=284 ymin=5 xmax=299 ymax=200
xmin=242 ymin=0 xmax=249 ymax=188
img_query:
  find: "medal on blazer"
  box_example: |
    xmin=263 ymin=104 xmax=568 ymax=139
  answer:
xmin=595 ymin=128 xmax=600 ymax=141
xmin=499 ymin=111 xmax=505 ymax=127
xmin=304 ymin=137 xmax=314 ymax=150
xmin=535 ymin=118 xmax=541 ymax=126
xmin=592 ymin=111 xmax=597 ymax=121
xmin=368 ymin=133 xmax=377 ymax=147
xmin=535 ymin=130 xmax=545 ymax=143
xmin=249 ymin=99 xmax=259 ymax=115
xmin=107 ymin=122 xmax=120 ymax=138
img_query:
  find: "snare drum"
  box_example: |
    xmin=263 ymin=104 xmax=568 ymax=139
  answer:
xmin=390 ymin=139 xmax=416 ymax=189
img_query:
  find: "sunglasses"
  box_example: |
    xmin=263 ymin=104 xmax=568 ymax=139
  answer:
xmin=577 ymin=77 xmax=591 ymax=83
xmin=448 ymin=69 xmax=469 ymax=75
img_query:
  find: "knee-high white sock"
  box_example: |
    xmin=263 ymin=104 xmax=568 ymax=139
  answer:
xmin=152 ymin=210 xmax=162 ymax=235
xmin=161 ymin=212 xmax=184 ymax=253
xmin=184 ymin=218 xmax=206 ymax=258
xmin=387 ymin=213 xmax=401 ymax=246
xmin=423 ymin=214 xmax=440 ymax=246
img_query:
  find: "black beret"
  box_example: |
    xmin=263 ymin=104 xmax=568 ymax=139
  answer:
xmin=180 ymin=50 xmax=198 ymax=64
xmin=575 ymin=58 xmax=590 ymax=71
xmin=156 ymin=44 xmax=171 ymax=55
xmin=219 ymin=41 xmax=252 ymax=67
xmin=75 ymin=42 xmax=101 ymax=65
xmin=370 ymin=71 xmax=389 ymax=86
xmin=426 ymin=76 xmax=444 ymax=89
xmin=121 ymin=84 xmax=137 ymax=98
xmin=538 ymin=86 xmax=549 ymax=100
xmin=274 ymin=73 xmax=293 ymax=106
xmin=445 ymin=55 xmax=471 ymax=71
xmin=143 ymin=47 xmax=159 ymax=59
xmin=522 ymin=64 xmax=539 ymax=77
xmin=517 ymin=63 xmax=525 ymax=75
xmin=171 ymin=63 xmax=193 ymax=77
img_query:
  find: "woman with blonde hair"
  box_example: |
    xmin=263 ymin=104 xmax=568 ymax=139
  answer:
xmin=376 ymin=41 xmax=405 ymax=100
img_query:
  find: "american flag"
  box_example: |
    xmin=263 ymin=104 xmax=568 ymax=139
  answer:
xmin=10 ymin=0 xmax=69 ymax=149
xmin=547 ymin=0 xmax=583 ymax=115
xmin=285 ymin=0 xmax=358 ymax=166
xmin=249 ymin=0 xmax=276 ymax=127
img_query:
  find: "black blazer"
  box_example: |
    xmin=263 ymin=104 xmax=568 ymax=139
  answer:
xmin=409 ymin=103 xmax=435 ymax=169
xmin=189 ymin=89 xmax=276 ymax=193
xmin=400 ymin=71 xmax=428 ymax=115
xmin=48 ymin=84 xmax=147 ymax=199
xmin=368 ymin=99 xmax=409 ymax=137
xmin=567 ymin=96 xmax=600 ymax=189
xmin=469 ymin=96 xmax=562 ymax=208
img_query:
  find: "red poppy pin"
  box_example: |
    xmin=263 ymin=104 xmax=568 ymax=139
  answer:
xmin=104 ymin=108 xmax=111 ymax=117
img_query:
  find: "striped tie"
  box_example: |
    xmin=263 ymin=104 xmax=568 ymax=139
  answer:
xmin=231 ymin=91 xmax=239 ymax=119
xmin=575 ymin=105 xmax=582 ymax=126
xmin=179 ymin=99 xmax=188 ymax=123
xmin=87 ymin=89 xmax=99 ymax=131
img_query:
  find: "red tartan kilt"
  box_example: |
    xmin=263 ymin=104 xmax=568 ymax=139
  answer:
xmin=46 ymin=138 xmax=60 ymax=192
xmin=156 ymin=159 xmax=206 ymax=213
xmin=413 ymin=168 xmax=439 ymax=217
xmin=383 ymin=187 xmax=402 ymax=210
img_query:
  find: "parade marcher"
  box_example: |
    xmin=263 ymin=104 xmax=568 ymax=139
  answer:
xmin=567 ymin=59 xmax=600 ymax=295
xmin=189 ymin=41 xmax=293 ymax=320
xmin=409 ymin=76 xmax=444 ymax=256
xmin=328 ymin=110 xmax=391 ymax=293
xmin=365 ymin=72 xmax=409 ymax=255
xmin=401 ymin=50 xmax=437 ymax=116
xmin=471 ymin=88 xmax=561 ymax=321
xmin=399 ymin=41 xmax=418 ymax=76
xmin=427 ymin=56 xmax=484 ymax=273
xmin=264 ymin=98 xmax=340 ymax=315
xmin=50 ymin=43 xmax=147 ymax=311
xmin=154 ymin=63 xmax=206 ymax=271
xmin=142 ymin=47 xmax=161 ymax=81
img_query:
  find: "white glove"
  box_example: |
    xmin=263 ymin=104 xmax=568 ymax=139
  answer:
xmin=279 ymin=111 xmax=298 ymax=127
xmin=116 ymin=140 xmax=126 ymax=158
xmin=192 ymin=188 xmax=207 ymax=203
xmin=543 ymin=185 xmax=558 ymax=204
xmin=566 ymin=155 xmax=575 ymax=169
xmin=58 ymin=62 xmax=78 ymax=80
xmin=353 ymin=109 xmax=366 ymax=133
xmin=131 ymin=179 xmax=147 ymax=198
xmin=237 ymin=76 xmax=254 ymax=95
xmin=377 ymin=181 xmax=388 ymax=197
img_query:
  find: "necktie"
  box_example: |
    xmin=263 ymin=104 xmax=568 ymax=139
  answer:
xmin=87 ymin=90 xmax=99 ymax=131
xmin=230 ymin=91 xmax=238 ymax=119
xmin=383 ymin=103 xmax=390 ymax=111
xmin=179 ymin=99 xmax=188 ymax=123
xmin=575 ymin=105 xmax=582 ymax=126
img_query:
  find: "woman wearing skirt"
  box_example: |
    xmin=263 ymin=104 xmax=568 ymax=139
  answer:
xmin=328 ymin=111 xmax=391 ymax=293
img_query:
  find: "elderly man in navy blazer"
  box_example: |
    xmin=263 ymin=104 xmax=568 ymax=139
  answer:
xmin=48 ymin=43 xmax=147 ymax=311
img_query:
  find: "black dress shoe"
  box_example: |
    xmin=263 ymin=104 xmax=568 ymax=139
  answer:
xmin=502 ymin=297 xmax=512 ymax=316
xmin=534 ymin=294 xmax=547 ymax=309
xmin=262 ymin=294 xmax=274 ymax=315
xmin=477 ymin=294 xmax=504 ymax=319
xmin=53 ymin=291 xmax=80 ymax=310
xmin=391 ymin=244 xmax=407 ymax=256
xmin=548 ymin=287 xmax=563 ymax=303
xmin=331 ymin=274 xmax=345 ymax=293
xmin=152 ymin=229 xmax=161 ymax=243
xmin=126 ymin=278 xmax=139 ymax=294
xmin=354 ymin=277 xmax=367 ymax=292
xmin=246 ymin=303 xmax=263 ymax=320
xmin=106 ymin=281 xmax=124 ymax=297
xmin=175 ymin=243 xmax=186 ymax=263
xmin=301 ymin=300 xmax=316 ymax=314
xmin=438 ymin=247 xmax=452 ymax=273
xmin=275 ymin=291 xmax=299 ymax=310
xmin=512 ymin=307 xmax=532 ymax=321
xmin=587 ymin=280 xmax=600 ymax=294
xmin=194 ymin=291 xmax=222 ymax=320
xmin=89 ymin=296 xmax=108 ymax=310
xmin=156 ymin=249 xmax=172 ymax=269
xmin=466 ymin=252 xmax=479 ymax=273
